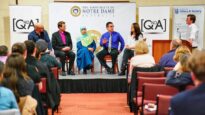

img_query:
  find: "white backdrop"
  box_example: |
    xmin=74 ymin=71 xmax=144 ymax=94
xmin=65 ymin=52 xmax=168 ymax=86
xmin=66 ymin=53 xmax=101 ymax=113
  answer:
xmin=9 ymin=6 xmax=41 ymax=46
xmin=173 ymin=6 xmax=204 ymax=49
xmin=49 ymin=3 xmax=136 ymax=72
xmin=139 ymin=6 xmax=170 ymax=55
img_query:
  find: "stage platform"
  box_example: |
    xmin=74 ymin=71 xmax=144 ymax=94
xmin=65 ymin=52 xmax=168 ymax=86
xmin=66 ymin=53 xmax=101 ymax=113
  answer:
xmin=58 ymin=72 xmax=127 ymax=93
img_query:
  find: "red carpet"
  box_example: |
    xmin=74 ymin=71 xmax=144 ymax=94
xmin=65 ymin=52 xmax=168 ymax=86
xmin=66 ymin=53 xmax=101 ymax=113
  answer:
xmin=54 ymin=93 xmax=132 ymax=115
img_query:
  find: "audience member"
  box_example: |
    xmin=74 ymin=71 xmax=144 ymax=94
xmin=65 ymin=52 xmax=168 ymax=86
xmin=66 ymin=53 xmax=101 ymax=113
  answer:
xmin=159 ymin=39 xmax=182 ymax=67
xmin=0 ymin=61 xmax=19 ymax=111
xmin=52 ymin=21 xmax=75 ymax=76
xmin=97 ymin=22 xmax=125 ymax=74
xmin=24 ymin=40 xmax=50 ymax=78
xmin=77 ymin=27 xmax=96 ymax=74
xmin=11 ymin=42 xmax=44 ymax=115
xmin=166 ymin=54 xmax=193 ymax=91
xmin=170 ymin=50 xmax=205 ymax=115
xmin=36 ymin=40 xmax=61 ymax=111
xmin=129 ymin=40 xmax=155 ymax=76
xmin=36 ymin=39 xmax=61 ymax=70
xmin=173 ymin=45 xmax=191 ymax=69
xmin=2 ymin=53 xmax=37 ymax=113
xmin=0 ymin=45 xmax=8 ymax=63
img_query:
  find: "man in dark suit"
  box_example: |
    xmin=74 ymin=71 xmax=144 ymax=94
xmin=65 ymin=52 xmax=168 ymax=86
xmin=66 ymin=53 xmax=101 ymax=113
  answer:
xmin=170 ymin=50 xmax=205 ymax=115
xmin=52 ymin=21 xmax=75 ymax=76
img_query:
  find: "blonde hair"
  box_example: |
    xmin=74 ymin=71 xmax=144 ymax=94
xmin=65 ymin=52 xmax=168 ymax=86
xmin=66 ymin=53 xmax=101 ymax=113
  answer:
xmin=173 ymin=45 xmax=191 ymax=62
xmin=135 ymin=41 xmax=149 ymax=54
xmin=179 ymin=54 xmax=190 ymax=72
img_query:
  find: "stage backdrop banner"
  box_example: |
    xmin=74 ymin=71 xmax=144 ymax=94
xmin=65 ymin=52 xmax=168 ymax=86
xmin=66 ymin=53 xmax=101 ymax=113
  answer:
xmin=49 ymin=3 xmax=136 ymax=71
xmin=173 ymin=6 xmax=204 ymax=49
xmin=139 ymin=6 xmax=170 ymax=54
xmin=9 ymin=6 xmax=41 ymax=46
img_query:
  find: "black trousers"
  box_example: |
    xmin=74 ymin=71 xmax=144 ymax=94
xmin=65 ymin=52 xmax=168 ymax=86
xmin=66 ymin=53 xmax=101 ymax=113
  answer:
xmin=96 ymin=48 xmax=119 ymax=69
xmin=54 ymin=50 xmax=75 ymax=72
xmin=120 ymin=48 xmax=134 ymax=72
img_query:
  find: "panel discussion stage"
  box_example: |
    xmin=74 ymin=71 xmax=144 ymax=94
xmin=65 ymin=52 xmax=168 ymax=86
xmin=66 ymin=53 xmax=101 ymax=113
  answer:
xmin=58 ymin=73 xmax=127 ymax=93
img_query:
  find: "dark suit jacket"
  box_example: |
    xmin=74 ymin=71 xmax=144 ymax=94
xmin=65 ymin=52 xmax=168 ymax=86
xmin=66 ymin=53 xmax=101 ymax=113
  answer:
xmin=52 ymin=31 xmax=73 ymax=51
xmin=170 ymin=83 xmax=205 ymax=115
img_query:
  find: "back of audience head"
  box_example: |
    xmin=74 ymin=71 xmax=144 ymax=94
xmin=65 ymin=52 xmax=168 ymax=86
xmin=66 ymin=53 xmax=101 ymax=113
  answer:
xmin=179 ymin=54 xmax=191 ymax=72
xmin=173 ymin=45 xmax=191 ymax=62
xmin=170 ymin=39 xmax=182 ymax=50
xmin=11 ymin=42 xmax=27 ymax=59
xmin=35 ymin=39 xmax=48 ymax=59
xmin=0 ymin=45 xmax=8 ymax=56
xmin=24 ymin=40 xmax=36 ymax=56
xmin=4 ymin=53 xmax=29 ymax=80
xmin=135 ymin=41 xmax=149 ymax=55
xmin=0 ymin=61 xmax=4 ymax=82
xmin=188 ymin=50 xmax=205 ymax=85
xmin=3 ymin=53 xmax=30 ymax=102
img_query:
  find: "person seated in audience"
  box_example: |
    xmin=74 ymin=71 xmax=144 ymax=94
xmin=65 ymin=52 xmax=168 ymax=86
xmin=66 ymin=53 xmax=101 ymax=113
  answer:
xmin=170 ymin=50 xmax=205 ymax=115
xmin=11 ymin=42 xmax=44 ymax=115
xmin=166 ymin=54 xmax=193 ymax=91
xmin=28 ymin=23 xmax=52 ymax=50
xmin=2 ymin=53 xmax=37 ymax=113
xmin=25 ymin=40 xmax=61 ymax=113
xmin=0 ymin=61 xmax=19 ymax=111
xmin=24 ymin=40 xmax=50 ymax=78
xmin=77 ymin=27 xmax=96 ymax=74
xmin=0 ymin=45 xmax=8 ymax=64
xmin=36 ymin=39 xmax=61 ymax=70
xmin=172 ymin=45 xmax=191 ymax=70
xmin=129 ymin=40 xmax=155 ymax=76
xmin=159 ymin=39 xmax=182 ymax=67
xmin=119 ymin=22 xmax=145 ymax=76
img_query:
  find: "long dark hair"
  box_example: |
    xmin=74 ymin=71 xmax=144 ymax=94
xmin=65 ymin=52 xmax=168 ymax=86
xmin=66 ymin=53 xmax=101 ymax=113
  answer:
xmin=131 ymin=23 xmax=143 ymax=41
xmin=3 ymin=53 xmax=30 ymax=102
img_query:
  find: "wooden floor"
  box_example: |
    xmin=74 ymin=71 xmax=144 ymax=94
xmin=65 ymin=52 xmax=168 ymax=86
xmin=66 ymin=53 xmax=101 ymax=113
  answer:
xmin=49 ymin=93 xmax=132 ymax=115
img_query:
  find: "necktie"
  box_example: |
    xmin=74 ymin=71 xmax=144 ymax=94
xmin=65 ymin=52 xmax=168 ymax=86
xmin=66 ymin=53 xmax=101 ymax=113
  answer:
xmin=108 ymin=33 xmax=112 ymax=53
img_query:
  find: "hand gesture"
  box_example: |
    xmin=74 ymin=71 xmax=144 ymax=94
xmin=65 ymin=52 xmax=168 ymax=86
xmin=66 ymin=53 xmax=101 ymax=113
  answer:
xmin=88 ymin=48 xmax=94 ymax=52
xmin=102 ymin=38 xmax=108 ymax=44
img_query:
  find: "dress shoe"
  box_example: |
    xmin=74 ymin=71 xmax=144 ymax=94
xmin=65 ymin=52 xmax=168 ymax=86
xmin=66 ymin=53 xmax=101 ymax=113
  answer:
xmin=83 ymin=69 xmax=87 ymax=74
xmin=109 ymin=68 xmax=115 ymax=74
xmin=61 ymin=71 xmax=66 ymax=76
xmin=118 ymin=71 xmax=125 ymax=76
xmin=68 ymin=71 xmax=75 ymax=75
xmin=106 ymin=67 xmax=111 ymax=74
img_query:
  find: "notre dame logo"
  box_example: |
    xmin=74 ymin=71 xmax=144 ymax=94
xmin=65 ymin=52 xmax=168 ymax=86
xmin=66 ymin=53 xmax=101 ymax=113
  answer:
xmin=70 ymin=6 xmax=81 ymax=17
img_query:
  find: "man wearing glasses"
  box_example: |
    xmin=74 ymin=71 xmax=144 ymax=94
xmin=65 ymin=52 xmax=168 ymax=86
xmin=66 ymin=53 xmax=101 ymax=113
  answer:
xmin=97 ymin=22 xmax=125 ymax=74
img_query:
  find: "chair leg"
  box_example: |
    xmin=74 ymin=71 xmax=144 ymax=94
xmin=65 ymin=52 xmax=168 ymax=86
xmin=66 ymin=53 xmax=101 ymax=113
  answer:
xmin=66 ymin=61 xmax=69 ymax=73
xmin=114 ymin=63 xmax=119 ymax=74
xmin=91 ymin=66 xmax=94 ymax=74
xmin=52 ymin=109 xmax=55 ymax=115
xmin=78 ymin=69 xmax=80 ymax=74
xmin=73 ymin=65 xmax=75 ymax=72
xmin=100 ymin=65 xmax=102 ymax=73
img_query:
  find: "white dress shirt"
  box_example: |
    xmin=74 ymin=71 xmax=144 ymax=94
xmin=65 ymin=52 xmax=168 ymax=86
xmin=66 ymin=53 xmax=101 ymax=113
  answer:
xmin=186 ymin=23 xmax=199 ymax=47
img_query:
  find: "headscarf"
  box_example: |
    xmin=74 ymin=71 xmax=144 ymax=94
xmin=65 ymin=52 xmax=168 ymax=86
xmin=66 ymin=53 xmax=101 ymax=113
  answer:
xmin=78 ymin=27 xmax=93 ymax=47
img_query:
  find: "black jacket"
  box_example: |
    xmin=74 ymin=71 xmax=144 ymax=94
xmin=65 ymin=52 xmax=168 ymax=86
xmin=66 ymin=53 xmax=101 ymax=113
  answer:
xmin=52 ymin=31 xmax=73 ymax=51
xmin=26 ymin=55 xmax=61 ymax=110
